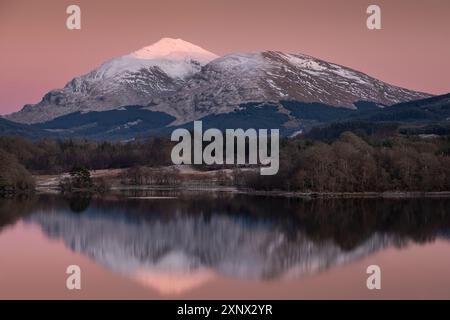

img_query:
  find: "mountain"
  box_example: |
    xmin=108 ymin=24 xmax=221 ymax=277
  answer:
xmin=5 ymin=38 xmax=436 ymax=139
xmin=8 ymin=39 xmax=430 ymax=126
xmin=148 ymin=51 xmax=430 ymax=124
xmin=7 ymin=38 xmax=218 ymax=124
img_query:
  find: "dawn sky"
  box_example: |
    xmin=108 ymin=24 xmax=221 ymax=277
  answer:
xmin=1 ymin=0 xmax=449 ymax=115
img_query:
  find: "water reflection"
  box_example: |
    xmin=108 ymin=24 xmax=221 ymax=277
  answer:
xmin=0 ymin=195 xmax=37 ymax=232
xmin=64 ymin=193 xmax=92 ymax=213
xmin=1 ymin=193 xmax=450 ymax=294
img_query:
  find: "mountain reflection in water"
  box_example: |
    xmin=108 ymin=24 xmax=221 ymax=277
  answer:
xmin=1 ymin=193 xmax=450 ymax=294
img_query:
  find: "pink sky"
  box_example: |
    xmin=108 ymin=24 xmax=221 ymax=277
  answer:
xmin=1 ymin=0 xmax=449 ymax=115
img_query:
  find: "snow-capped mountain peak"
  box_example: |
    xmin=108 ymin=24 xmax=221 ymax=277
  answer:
xmin=93 ymin=38 xmax=218 ymax=80
xmin=7 ymin=40 xmax=431 ymax=125
xmin=7 ymin=38 xmax=219 ymax=124
xmin=130 ymin=37 xmax=218 ymax=62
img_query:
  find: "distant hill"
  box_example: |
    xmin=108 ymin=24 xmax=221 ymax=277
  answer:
xmin=35 ymin=105 xmax=175 ymax=141
xmin=0 ymin=117 xmax=50 ymax=140
xmin=306 ymin=93 xmax=450 ymax=140
xmin=350 ymin=93 xmax=450 ymax=122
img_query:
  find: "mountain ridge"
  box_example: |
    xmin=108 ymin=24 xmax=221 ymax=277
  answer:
xmin=6 ymin=38 xmax=431 ymax=126
xmin=147 ymin=50 xmax=430 ymax=124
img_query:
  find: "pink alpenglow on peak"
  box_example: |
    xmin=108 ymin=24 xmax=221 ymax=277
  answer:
xmin=130 ymin=38 xmax=218 ymax=63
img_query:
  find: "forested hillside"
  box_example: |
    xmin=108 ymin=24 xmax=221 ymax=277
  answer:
xmin=1 ymin=131 xmax=449 ymax=193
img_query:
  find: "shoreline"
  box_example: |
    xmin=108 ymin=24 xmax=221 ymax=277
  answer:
xmin=34 ymin=184 xmax=450 ymax=199
xmin=33 ymin=169 xmax=450 ymax=199
xmin=235 ymin=190 xmax=450 ymax=199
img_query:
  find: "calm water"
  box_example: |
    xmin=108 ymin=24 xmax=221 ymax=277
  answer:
xmin=1 ymin=192 xmax=450 ymax=299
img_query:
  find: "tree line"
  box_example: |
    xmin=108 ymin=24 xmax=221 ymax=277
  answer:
xmin=243 ymin=132 xmax=450 ymax=192
xmin=0 ymin=136 xmax=173 ymax=174
xmin=1 ymin=131 xmax=450 ymax=193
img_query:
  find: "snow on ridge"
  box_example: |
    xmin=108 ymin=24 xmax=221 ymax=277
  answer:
xmin=94 ymin=55 xmax=205 ymax=80
xmin=279 ymin=52 xmax=369 ymax=84
xmin=281 ymin=53 xmax=328 ymax=72
xmin=211 ymin=52 xmax=267 ymax=71
xmin=82 ymin=38 xmax=218 ymax=81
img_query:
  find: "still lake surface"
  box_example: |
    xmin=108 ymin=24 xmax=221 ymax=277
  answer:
xmin=1 ymin=192 xmax=450 ymax=299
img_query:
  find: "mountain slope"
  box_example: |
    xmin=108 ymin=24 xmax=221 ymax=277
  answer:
xmin=148 ymin=51 xmax=430 ymax=124
xmin=0 ymin=117 xmax=50 ymax=139
xmin=19 ymin=94 xmax=447 ymax=141
xmin=7 ymin=38 xmax=218 ymax=124
xmin=35 ymin=106 xmax=175 ymax=141
xmin=6 ymin=39 xmax=432 ymax=130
